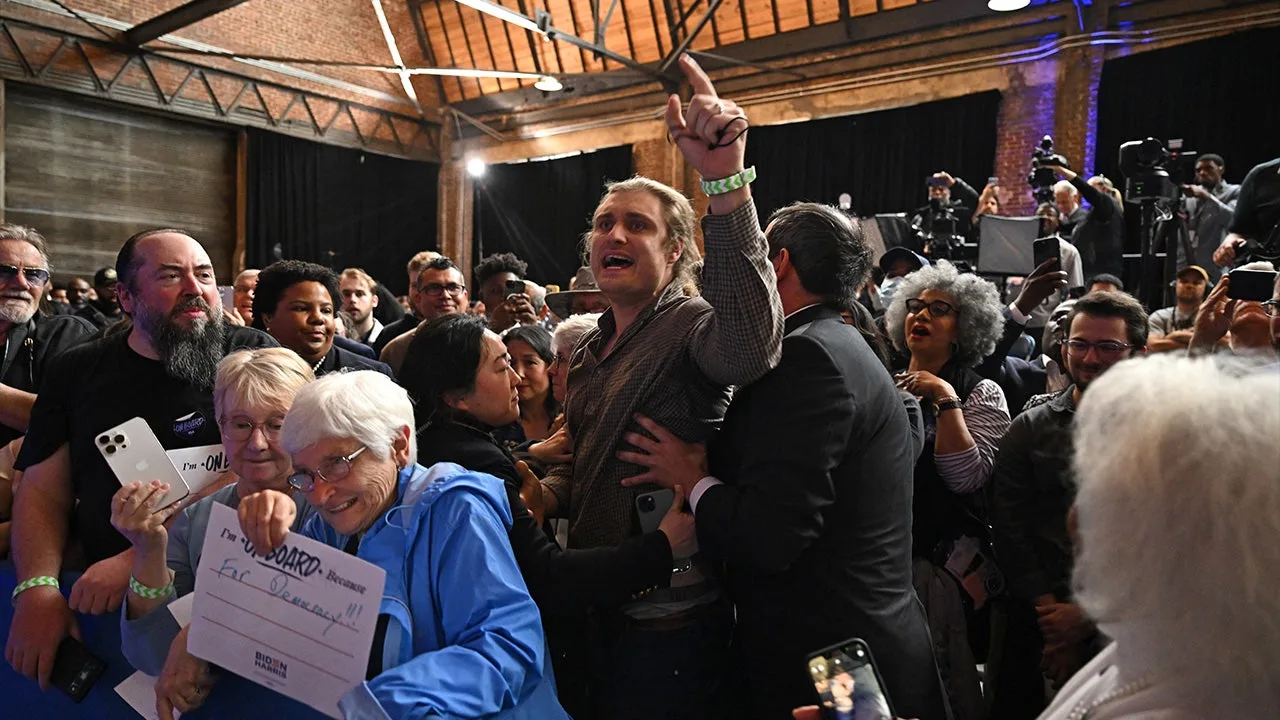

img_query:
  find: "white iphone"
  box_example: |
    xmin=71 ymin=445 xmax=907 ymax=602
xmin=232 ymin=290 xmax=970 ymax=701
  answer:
xmin=96 ymin=417 xmax=191 ymax=510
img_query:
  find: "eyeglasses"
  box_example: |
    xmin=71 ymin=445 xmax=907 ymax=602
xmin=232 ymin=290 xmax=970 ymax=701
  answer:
xmin=287 ymin=446 xmax=367 ymax=493
xmin=220 ymin=417 xmax=285 ymax=442
xmin=549 ymin=353 xmax=569 ymax=372
xmin=905 ymin=298 xmax=958 ymax=317
xmin=1262 ymin=300 xmax=1280 ymax=318
xmin=420 ymin=282 xmax=466 ymax=297
xmin=0 ymin=264 xmax=50 ymax=286
xmin=1064 ymin=339 xmax=1135 ymax=358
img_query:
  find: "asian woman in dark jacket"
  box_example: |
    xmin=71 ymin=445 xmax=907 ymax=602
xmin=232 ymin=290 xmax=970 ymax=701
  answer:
xmin=398 ymin=314 xmax=697 ymax=717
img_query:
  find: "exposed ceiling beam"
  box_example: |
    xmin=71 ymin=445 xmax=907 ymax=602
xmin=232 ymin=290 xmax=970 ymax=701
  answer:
xmin=407 ymin=0 xmax=450 ymax=105
xmin=125 ymin=0 xmax=251 ymax=46
xmin=369 ymin=0 xmax=422 ymax=114
xmin=659 ymin=0 xmax=725 ymax=72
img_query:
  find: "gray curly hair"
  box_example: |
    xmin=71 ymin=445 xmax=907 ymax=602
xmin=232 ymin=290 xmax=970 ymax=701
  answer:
xmin=885 ymin=260 xmax=1005 ymax=367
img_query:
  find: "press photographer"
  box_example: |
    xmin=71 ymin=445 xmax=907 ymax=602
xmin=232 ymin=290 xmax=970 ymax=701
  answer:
xmin=1036 ymin=153 xmax=1125 ymax=279
xmin=1214 ymin=156 xmax=1280 ymax=270
xmin=910 ymin=172 xmax=980 ymax=260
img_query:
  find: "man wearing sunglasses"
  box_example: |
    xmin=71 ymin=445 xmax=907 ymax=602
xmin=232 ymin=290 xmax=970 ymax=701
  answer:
xmin=0 ymin=224 xmax=94 ymax=450
xmin=6 ymin=228 xmax=276 ymax=693
xmin=988 ymin=290 xmax=1148 ymax=716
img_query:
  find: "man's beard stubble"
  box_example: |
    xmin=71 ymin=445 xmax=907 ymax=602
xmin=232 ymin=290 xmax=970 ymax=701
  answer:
xmin=135 ymin=295 xmax=226 ymax=389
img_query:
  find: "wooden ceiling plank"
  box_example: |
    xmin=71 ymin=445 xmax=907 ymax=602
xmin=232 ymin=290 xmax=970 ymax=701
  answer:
xmin=474 ymin=13 xmax=511 ymax=93
xmin=426 ymin=0 xmax=468 ymax=102
xmin=450 ymin=1 xmax=489 ymax=98
xmin=646 ymin=0 xmax=669 ymax=58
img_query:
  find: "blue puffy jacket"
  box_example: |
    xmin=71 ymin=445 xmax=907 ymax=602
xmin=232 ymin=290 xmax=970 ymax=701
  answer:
xmin=303 ymin=461 xmax=569 ymax=719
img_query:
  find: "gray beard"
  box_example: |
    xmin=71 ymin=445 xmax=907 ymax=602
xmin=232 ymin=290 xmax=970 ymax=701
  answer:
xmin=136 ymin=300 xmax=226 ymax=389
xmin=0 ymin=298 xmax=36 ymax=325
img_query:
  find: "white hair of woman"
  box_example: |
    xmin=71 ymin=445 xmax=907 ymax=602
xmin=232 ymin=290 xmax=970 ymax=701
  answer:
xmin=281 ymin=370 xmax=418 ymax=465
xmin=551 ymin=312 xmax=601 ymax=357
xmin=1066 ymin=353 xmax=1280 ymax=717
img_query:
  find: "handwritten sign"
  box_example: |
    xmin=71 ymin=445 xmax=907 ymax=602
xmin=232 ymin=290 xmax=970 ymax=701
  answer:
xmin=166 ymin=444 xmax=232 ymax=495
xmin=188 ymin=503 xmax=386 ymax=718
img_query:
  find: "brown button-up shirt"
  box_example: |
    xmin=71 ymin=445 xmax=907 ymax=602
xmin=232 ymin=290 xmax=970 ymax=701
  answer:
xmin=544 ymin=199 xmax=784 ymax=549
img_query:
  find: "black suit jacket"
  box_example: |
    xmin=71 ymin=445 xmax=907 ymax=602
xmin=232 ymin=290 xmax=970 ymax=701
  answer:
xmin=977 ymin=314 xmax=1049 ymax=416
xmin=700 ymin=305 xmax=950 ymax=720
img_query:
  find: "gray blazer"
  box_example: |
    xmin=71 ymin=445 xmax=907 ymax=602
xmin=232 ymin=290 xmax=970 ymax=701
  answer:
xmin=119 ymin=483 xmax=314 ymax=674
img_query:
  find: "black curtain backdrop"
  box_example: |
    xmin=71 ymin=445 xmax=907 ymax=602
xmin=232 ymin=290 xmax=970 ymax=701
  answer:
xmin=472 ymin=144 xmax=632 ymax=287
xmin=744 ymin=91 xmax=1001 ymax=222
xmin=246 ymin=128 xmax=439 ymax=295
xmin=1094 ymin=25 xmax=1280 ymax=185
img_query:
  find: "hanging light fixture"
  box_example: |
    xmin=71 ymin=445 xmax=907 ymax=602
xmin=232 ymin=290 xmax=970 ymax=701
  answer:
xmin=988 ymin=0 xmax=1030 ymax=11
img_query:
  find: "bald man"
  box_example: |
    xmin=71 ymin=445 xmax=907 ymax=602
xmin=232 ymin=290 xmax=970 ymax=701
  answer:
xmin=5 ymin=229 xmax=275 ymax=691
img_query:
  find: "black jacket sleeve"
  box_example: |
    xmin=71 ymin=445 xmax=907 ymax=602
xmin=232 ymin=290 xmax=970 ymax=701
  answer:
xmin=1070 ymin=176 xmax=1117 ymax=222
xmin=951 ymin=177 xmax=981 ymax=213
xmin=989 ymin=412 xmax=1052 ymax=600
xmin=976 ymin=313 xmax=1023 ymax=381
xmin=455 ymin=441 xmax=673 ymax=612
xmin=696 ymin=335 xmax=856 ymax=575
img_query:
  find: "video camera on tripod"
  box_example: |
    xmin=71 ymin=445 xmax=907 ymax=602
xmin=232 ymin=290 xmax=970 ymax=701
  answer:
xmin=1118 ymin=138 xmax=1182 ymax=203
xmin=1027 ymin=135 xmax=1070 ymax=204
xmin=912 ymin=196 xmax=971 ymax=264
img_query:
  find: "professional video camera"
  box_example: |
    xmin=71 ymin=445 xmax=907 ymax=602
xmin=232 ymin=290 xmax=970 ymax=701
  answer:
xmin=911 ymin=197 xmax=973 ymax=267
xmin=1118 ymin=137 xmax=1180 ymax=203
xmin=1027 ymin=135 xmax=1070 ymax=204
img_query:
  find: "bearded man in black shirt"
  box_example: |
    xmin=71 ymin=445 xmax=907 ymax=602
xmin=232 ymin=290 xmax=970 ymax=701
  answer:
xmin=4 ymin=228 xmax=275 ymax=692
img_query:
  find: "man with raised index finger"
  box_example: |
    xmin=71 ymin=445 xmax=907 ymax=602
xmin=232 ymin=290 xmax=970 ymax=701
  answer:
xmin=536 ymin=54 xmax=784 ymax=719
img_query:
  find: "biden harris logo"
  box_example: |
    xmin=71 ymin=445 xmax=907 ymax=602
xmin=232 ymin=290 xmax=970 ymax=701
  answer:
xmin=254 ymin=651 xmax=288 ymax=680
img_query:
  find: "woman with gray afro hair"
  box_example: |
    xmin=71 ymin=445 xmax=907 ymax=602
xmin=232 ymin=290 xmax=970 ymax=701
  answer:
xmin=885 ymin=260 xmax=1012 ymax=719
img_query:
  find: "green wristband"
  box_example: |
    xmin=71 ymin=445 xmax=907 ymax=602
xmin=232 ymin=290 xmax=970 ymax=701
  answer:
xmin=699 ymin=166 xmax=757 ymax=196
xmin=129 ymin=572 xmax=175 ymax=600
xmin=11 ymin=575 xmax=59 ymax=604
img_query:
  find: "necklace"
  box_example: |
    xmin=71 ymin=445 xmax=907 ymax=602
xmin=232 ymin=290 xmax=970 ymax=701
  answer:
xmin=312 ymin=356 xmax=325 ymax=374
xmin=1064 ymin=675 xmax=1152 ymax=720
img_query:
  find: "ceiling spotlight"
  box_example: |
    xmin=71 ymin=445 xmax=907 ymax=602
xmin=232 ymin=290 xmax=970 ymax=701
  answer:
xmin=534 ymin=76 xmax=563 ymax=92
xmin=467 ymin=158 xmax=486 ymax=177
xmin=987 ymin=0 xmax=1030 ymax=10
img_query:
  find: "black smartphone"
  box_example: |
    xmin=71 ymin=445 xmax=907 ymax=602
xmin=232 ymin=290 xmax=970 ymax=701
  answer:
xmin=635 ymin=488 xmax=674 ymax=535
xmin=49 ymin=636 xmax=106 ymax=703
xmin=1227 ymin=268 xmax=1277 ymax=301
xmin=1033 ymin=236 xmax=1060 ymax=272
xmin=504 ymin=279 xmax=526 ymax=298
xmin=806 ymin=638 xmax=895 ymax=720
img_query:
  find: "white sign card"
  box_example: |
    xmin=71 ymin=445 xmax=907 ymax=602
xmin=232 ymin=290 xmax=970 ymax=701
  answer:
xmin=187 ymin=503 xmax=387 ymax=718
xmin=165 ymin=444 xmax=231 ymax=495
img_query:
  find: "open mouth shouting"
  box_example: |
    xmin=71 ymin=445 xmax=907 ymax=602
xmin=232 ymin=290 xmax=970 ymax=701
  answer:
xmin=600 ymin=254 xmax=635 ymax=272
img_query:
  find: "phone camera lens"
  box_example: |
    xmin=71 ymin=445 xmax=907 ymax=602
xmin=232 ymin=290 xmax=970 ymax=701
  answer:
xmin=638 ymin=496 xmax=655 ymax=512
xmin=105 ymin=445 xmax=116 ymax=455
xmin=114 ymin=434 xmax=125 ymax=444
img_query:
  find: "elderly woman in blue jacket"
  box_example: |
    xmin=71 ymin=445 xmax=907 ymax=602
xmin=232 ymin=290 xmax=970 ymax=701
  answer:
xmin=237 ymin=370 xmax=567 ymax=719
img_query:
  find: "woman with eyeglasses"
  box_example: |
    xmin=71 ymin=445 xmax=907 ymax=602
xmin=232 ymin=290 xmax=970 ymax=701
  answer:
xmin=884 ymin=260 xmax=1011 ymax=720
xmin=236 ymin=370 xmax=570 ymax=718
xmin=112 ymin=348 xmax=322 ymax=718
xmin=399 ymin=313 xmax=694 ymax=718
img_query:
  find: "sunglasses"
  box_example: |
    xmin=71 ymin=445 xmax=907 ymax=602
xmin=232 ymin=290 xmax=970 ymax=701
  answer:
xmin=0 ymin=264 xmax=50 ymax=286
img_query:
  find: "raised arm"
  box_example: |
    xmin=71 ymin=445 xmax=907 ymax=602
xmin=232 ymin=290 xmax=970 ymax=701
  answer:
xmin=665 ymin=54 xmax=783 ymax=386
